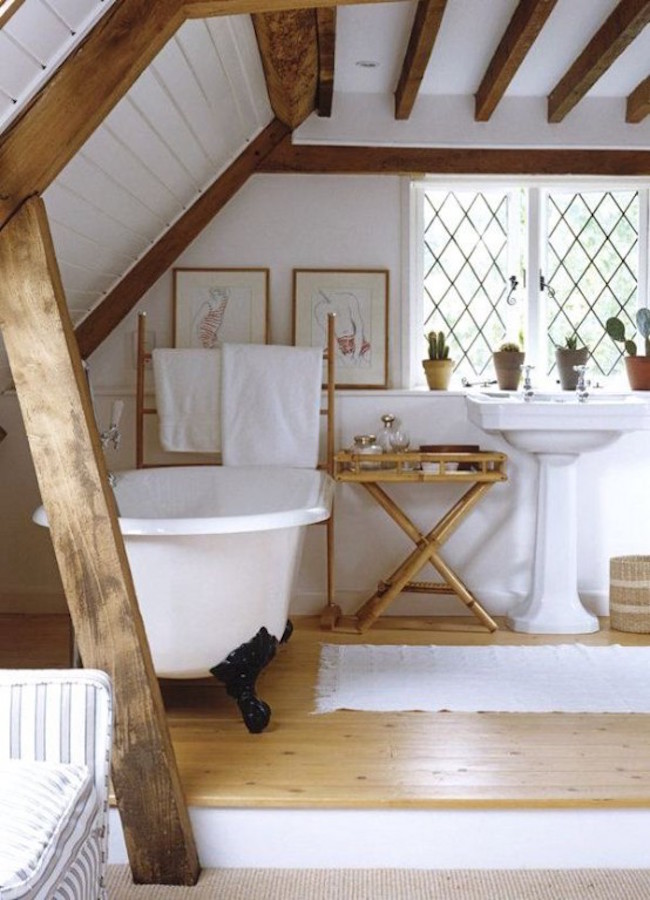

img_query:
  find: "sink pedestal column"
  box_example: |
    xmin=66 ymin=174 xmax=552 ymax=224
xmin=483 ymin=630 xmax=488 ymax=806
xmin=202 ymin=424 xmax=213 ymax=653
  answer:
xmin=508 ymin=452 xmax=599 ymax=634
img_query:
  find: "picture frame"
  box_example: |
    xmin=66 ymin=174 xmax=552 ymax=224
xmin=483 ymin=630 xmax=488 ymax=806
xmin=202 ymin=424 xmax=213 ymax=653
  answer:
xmin=173 ymin=268 xmax=269 ymax=348
xmin=293 ymin=268 xmax=389 ymax=388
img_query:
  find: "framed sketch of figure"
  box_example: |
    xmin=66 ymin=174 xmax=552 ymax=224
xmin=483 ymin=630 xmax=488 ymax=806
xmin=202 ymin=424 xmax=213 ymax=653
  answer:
xmin=173 ymin=268 xmax=269 ymax=348
xmin=293 ymin=269 xmax=389 ymax=388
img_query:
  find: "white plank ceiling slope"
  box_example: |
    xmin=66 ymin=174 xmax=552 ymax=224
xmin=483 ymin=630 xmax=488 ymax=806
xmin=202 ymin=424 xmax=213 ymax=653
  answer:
xmin=0 ymin=6 xmax=272 ymax=385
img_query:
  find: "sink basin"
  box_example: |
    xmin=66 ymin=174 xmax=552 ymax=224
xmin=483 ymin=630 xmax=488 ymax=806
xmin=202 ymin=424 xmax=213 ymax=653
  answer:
xmin=467 ymin=392 xmax=650 ymax=453
xmin=466 ymin=391 xmax=650 ymax=635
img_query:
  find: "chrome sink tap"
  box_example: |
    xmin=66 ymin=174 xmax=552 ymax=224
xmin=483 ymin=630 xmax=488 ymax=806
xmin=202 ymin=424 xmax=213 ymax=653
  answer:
xmin=521 ymin=364 xmax=535 ymax=402
xmin=574 ymin=364 xmax=589 ymax=403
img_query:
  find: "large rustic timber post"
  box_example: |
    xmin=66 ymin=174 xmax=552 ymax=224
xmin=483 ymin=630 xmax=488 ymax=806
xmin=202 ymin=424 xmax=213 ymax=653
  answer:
xmin=0 ymin=197 xmax=200 ymax=886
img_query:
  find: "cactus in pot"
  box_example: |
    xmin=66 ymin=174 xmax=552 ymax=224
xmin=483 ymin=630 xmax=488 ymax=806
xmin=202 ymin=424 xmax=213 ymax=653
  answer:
xmin=606 ymin=308 xmax=650 ymax=390
xmin=422 ymin=329 xmax=453 ymax=389
xmin=426 ymin=329 xmax=450 ymax=360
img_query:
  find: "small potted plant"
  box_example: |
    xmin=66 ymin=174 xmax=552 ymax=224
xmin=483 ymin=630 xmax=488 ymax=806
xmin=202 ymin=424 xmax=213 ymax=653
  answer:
xmin=423 ymin=330 xmax=454 ymax=390
xmin=555 ymin=333 xmax=589 ymax=390
xmin=492 ymin=340 xmax=525 ymax=390
xmin=606 ymin=309 xmax=650 ymax=390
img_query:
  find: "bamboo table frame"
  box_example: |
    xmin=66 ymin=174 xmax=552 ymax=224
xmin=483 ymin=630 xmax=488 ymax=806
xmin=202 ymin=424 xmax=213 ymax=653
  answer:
xmin=323 ymin=450 xmax=508 ymax=634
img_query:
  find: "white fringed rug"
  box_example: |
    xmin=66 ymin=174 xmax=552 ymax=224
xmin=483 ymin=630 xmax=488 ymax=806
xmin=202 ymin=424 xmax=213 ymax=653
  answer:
xmin=314 ymin=644 xmax=650 ymax=714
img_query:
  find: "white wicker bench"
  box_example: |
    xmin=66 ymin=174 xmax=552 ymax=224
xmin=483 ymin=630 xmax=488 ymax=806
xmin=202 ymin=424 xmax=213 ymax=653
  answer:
xmin=0 ymin=669 xmax=113 ymax=900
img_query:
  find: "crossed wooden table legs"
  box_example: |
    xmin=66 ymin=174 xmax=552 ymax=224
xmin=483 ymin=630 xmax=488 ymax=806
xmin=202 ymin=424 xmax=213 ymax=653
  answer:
xmin=350 ymin=480 xmax=498 ymax=633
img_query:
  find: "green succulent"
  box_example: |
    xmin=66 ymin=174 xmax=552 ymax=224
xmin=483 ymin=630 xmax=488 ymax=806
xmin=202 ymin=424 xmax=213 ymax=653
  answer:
xmin=426 ymin=330 xmax=450 ymax=360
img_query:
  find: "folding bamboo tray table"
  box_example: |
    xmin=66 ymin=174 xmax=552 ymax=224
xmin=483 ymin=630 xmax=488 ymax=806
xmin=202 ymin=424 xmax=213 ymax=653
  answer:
xmin=323 ymin=449 xmax=508 ymax=634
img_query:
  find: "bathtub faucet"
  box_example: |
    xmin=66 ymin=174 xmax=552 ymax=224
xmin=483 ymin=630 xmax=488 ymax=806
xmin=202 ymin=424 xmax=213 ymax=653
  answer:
xmin=100 ymin=400 xmax=124 ymax=450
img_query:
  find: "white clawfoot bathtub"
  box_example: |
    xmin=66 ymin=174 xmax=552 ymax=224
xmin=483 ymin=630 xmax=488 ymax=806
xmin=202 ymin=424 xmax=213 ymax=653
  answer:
xmin=34 ymin=465 xmax=333 ymax=732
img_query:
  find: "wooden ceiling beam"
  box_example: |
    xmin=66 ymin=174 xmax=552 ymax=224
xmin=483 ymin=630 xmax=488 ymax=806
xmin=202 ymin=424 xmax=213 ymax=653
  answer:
xmin=0 ymin=0 xmax=184 ymax=230
xmin=260 ymin=138 xmax=650 ymax=176
xmin=394 ymin=0 xmax=448 ymax=120
xmin=475 ymin=0 xmax=558 ymax=121
xmin=626 ymin=74 xmax=650 ymax=122
xmin=76 ymin=119 xmax=290 ymax=358
xmin=183 ymin=0 xmax=405 ymax=14
xmin=0 ymin=196 xmax=200 ymax=886
xmin=0 ymin=0 xmax=26 ymax=28
xmin=252 ymin=10 xmax=318 ymax=128
xmin=316 ymin=8 xmax=337 ymax=117
xmin=548 ymin=0 xmax=650 ymax=123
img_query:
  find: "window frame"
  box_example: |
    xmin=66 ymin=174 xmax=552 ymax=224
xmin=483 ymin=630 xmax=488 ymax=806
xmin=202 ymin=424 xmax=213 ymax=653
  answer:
xmin=407 ymin=177 xmax=650 ymax=390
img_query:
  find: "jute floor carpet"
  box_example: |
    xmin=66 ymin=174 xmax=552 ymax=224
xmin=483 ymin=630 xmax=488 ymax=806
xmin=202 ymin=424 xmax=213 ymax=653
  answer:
xmin=106 ymin=867 xmax=650 ymax=899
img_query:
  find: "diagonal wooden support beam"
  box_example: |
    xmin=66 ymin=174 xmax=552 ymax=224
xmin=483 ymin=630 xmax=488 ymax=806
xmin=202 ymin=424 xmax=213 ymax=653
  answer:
xmin=0 ymin=0 xmax=184 ymax=230
xmin=0 ymin=0 xmax=26 ymax=28
xmin=626 ymin=74 xmax=650 ymax=122
xmin=0 ymin=197 xmax=200 ymax=887
xmin=394 ymin=0 xmax=448 ymax=120
xmin=548 ymin=0 xmax=650 ymax=123
xmin=316 ymin=8 xmax=337 ymax=117
xmin=75 ymin=118 xmax=289 ymax=358
xmin=475 ymin=0 xmax=558 ymax=121
xmin=252 ymin=10 xmax=319 ymax=128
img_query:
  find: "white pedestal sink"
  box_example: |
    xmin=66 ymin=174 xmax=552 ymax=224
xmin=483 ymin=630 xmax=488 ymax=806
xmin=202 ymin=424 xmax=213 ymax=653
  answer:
xmin=466 ymin=392 xmax=650 ymax=634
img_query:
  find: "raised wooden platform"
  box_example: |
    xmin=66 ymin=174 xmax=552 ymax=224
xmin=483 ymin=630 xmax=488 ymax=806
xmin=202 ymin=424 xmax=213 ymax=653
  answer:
xmin=5 ymin=613 xmax=649 ymax=811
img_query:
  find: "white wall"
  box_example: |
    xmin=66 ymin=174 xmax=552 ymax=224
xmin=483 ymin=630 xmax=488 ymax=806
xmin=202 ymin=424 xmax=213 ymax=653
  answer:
xmin=3 ymin=173 xmax=650 ymax=620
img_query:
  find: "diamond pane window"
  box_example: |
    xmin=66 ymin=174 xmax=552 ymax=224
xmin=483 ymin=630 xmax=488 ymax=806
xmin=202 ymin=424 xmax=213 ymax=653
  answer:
xmin=413 ymin=182 xmax=648 ymax=389
xmin=545 ymin=190 xmax=639 ymax=378
xmin=423 ymin=189 xmax=518 ymax=378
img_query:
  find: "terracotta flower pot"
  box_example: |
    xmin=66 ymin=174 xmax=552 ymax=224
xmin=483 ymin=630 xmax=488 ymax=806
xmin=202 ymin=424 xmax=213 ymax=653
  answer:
xmin=625 ymin=356 xmax=650 ymax=390
xmin=422 ymin=358 xmax=453 ymax=390
xmin=555 ymin=347 xmax=589 ymax=390
xmin=492 ymin=351 xmax=525 ymax=391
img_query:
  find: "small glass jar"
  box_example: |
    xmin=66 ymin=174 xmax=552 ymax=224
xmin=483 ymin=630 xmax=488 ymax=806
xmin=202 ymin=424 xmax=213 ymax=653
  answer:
xmin=350 ymin=434 xmax=383 ymax=469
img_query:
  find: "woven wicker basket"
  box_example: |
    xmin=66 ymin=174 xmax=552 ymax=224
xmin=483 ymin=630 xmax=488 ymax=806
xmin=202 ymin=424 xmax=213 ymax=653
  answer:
xmin=610 ymin=555 xmax=650 ymax=633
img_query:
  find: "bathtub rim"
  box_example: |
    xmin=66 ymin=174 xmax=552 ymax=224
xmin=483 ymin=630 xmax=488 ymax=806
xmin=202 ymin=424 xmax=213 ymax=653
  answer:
xmin=32 ymin=465 xmax=334 ymax=536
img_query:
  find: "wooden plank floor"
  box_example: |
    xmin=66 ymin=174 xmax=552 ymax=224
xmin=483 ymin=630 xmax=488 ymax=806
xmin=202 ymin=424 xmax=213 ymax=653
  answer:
xmin=3 ymin=613 xmax=650 ymax=810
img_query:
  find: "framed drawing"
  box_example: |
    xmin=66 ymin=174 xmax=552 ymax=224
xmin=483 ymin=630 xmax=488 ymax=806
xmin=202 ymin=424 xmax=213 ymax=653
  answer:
xmin=173 ymin=268 xmax=269 ymax=348
xmin=293 ymin=269 xmax=389 ymax=388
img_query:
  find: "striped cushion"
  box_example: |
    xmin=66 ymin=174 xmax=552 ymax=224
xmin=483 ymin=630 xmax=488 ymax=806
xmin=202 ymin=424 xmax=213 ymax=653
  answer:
xmin=0 ymin=759 xmax=100 ymax=900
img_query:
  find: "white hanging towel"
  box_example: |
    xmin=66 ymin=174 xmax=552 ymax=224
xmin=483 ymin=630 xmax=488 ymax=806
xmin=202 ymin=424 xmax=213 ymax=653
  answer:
xmin=221 ymin=343 xmax=323 ymax=467
xmin=152 ymin=348 xmax=221 ymax=452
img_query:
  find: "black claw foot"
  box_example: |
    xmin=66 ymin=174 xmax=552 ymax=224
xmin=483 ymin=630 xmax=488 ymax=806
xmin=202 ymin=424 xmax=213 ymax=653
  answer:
xmin=237 ymin=693 xmax=271 ymax=734
xmin=280 ymin=619 xmax=293 ymax=644
xmin=210 ymin=627 xmax=279 ymax=733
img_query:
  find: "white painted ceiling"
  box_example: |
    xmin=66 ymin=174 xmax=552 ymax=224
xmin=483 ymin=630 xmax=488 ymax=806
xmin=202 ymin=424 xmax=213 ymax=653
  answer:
xmin=1 ymin=0 xmax=649 ymax=386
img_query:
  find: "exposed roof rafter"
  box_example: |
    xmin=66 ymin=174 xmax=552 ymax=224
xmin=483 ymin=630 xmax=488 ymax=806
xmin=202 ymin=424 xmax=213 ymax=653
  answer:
xmin=0 ymin=0 xmax=26 ymax=28
xmin=626 ymin=74 xmax=650 ymax=122
xmin=0 ymin=0 xmax=184 ymax=230
xmin=475 ymin=0 xmax=558 ymax=122
xmin=394 ymin=0 xmax=448 ymax=120
xmin=548 ymin=0 xmax=650 ymax=123
xmin=252 ymin=10 xmax=319 ymax=128
xmin=316 ymin=8 xmax=337 ymax=117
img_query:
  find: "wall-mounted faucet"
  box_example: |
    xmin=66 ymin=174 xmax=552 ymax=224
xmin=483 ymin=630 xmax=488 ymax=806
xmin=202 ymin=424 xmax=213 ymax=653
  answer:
xmin=521 ymin=364 xmax=535 ymax=402
xmin=100 ymin=400 xmax=124 ymax=451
